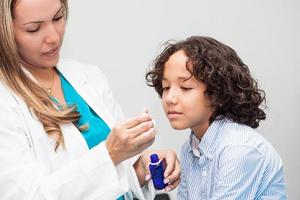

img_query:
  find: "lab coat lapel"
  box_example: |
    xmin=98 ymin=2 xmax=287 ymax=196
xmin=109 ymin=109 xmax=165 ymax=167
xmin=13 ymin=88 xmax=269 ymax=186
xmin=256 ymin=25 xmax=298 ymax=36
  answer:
xmin=56 ymin=60 xmax=114 ymax=129
xmin=20 ymin=65 xmax=88 ymax=150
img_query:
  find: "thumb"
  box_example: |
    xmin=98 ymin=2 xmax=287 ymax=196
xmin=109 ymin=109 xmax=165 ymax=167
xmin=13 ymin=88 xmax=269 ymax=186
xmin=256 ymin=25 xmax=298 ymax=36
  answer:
xmin=163 ymin=153 xmax=174 ymax=178
xmin=144 ymin=158 xmax=152 ymax=182
xmin=142 ymin=107 xmax=149 ymax=114
xmin=145 ymin=168 xmax=151 ymax=182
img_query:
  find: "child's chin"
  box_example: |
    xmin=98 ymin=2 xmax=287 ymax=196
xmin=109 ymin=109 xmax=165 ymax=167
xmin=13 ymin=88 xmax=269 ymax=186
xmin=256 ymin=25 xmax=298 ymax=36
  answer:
xmin=170 ymin=123 xmax=188 ymax=130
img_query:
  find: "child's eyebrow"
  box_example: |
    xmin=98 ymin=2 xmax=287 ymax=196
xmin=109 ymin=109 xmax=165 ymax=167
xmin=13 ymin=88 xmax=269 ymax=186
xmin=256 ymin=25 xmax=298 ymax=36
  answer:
xmin=178 ymin=76 xmax=193 ymax=82
xmin=162 ymin=76 xmax=193 ymax=82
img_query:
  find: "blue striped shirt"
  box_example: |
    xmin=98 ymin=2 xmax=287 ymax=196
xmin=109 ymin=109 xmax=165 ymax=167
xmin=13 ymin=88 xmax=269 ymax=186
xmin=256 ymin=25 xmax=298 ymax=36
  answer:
xmin=177 ymin=118 xmax=287 ymax=200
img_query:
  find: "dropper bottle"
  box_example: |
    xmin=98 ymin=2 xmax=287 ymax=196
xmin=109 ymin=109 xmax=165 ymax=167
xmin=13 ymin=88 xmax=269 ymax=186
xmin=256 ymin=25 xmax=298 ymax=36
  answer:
xmin=149 ymin=154 xmax=167 ymax=190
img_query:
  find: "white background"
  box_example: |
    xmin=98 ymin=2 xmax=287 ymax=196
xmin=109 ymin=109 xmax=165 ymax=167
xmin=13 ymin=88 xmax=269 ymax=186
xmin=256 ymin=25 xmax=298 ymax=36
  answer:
xmin=63 ymin=0 xmax=300 ymax=199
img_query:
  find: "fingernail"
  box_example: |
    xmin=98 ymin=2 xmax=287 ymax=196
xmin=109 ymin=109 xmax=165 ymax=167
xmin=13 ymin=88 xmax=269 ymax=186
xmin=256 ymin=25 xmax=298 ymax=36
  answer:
xmin=145 ymin=174 xmax=151 ymax=181
xmin=143 ymin=107 xmax=149 ymax=113
xmin=152 ymin=119 xmax=156 ymax=127
xmin=163 ymin=179 xmax=169 ymax=184
xmin=165 ymin=186 xmax=171 ymax=192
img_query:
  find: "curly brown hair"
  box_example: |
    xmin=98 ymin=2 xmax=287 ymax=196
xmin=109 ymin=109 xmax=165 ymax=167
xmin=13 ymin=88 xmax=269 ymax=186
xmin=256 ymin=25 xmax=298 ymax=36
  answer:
xmin=146 ymin=36 xmax=266 ymax=128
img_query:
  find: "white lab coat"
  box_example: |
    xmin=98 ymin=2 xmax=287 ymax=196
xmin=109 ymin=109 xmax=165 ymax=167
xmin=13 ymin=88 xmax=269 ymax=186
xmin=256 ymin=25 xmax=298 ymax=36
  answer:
xmin=0 ymin=59 xmax=155 ymax=200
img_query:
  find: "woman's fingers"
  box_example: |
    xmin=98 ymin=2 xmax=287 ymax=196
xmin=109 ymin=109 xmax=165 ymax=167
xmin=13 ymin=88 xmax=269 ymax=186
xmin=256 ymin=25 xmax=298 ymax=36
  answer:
xmin=106 ymin=111 xmax=156 ymax=165
xmin=129 ymin=120 xmax=154 ymax=138
xmin=133 ymin=128 xmax=156 ymax=148
xmin=124 ymin=113 xmax=152 ymax=129
xmin=142 ymin=107 xmax=149 ymax=114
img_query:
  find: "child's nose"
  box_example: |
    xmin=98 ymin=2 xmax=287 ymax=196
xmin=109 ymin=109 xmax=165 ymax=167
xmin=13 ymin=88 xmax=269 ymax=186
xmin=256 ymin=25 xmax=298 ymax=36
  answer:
xmin=165 ymin=90 xmax=178 ymax=105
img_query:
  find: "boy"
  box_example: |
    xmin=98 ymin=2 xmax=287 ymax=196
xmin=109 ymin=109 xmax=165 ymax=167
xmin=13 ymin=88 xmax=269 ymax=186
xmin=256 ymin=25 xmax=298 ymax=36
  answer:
xmin=146 ymin=36 xmax=287 ymax=199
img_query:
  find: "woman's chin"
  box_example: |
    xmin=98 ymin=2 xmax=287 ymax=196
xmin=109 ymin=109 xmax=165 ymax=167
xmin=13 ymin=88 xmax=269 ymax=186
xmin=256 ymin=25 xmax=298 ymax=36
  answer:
xmin=41 ymin=55 xmax=60 ymax=67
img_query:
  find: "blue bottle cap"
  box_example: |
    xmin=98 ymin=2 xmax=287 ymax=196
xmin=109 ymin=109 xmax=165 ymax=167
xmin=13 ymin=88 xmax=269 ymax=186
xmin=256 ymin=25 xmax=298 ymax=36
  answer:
xmin=150 ymin=154 xmax=159 ymax=163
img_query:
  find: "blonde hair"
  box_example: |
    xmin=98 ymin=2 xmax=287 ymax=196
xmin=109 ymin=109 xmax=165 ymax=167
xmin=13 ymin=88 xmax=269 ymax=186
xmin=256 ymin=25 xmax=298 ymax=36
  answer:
xmin=0 ymin=0 xmax=80 ymax=151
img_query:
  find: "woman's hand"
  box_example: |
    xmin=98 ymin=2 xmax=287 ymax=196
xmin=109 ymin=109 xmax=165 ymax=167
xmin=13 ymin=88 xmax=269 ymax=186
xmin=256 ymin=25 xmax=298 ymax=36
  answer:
xmin=105 ymin=113 xmax=156 ymax=165
xmin=134 ymin=149 xmax=180 ymax=192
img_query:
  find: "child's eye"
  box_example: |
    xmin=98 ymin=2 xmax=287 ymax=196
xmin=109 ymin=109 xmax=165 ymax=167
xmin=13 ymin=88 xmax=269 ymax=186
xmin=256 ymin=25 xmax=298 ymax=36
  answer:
xmin=181 ymin=87 xmax=192 ymax=91
xmin=162 ymin=87 xmax=170 ymax=91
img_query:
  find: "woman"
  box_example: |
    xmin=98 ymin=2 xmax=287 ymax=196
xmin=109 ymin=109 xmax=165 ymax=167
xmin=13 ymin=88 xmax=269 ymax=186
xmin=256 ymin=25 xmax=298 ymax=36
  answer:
xmin=0 ymin=0 xmax=180 ymax=199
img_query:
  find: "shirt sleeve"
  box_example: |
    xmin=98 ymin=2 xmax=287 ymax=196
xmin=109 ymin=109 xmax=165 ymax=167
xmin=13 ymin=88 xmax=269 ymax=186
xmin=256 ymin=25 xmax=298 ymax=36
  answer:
xmin=259 ymin=166 xmax=287 ymax=199
xmin=211 ymin=145 xmax=265 ymax=200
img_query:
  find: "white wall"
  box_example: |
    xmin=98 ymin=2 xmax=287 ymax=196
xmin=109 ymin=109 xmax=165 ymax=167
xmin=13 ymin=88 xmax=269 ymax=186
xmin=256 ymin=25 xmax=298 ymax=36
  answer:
xmin=63 ymin=0 xmax=300 ymax=199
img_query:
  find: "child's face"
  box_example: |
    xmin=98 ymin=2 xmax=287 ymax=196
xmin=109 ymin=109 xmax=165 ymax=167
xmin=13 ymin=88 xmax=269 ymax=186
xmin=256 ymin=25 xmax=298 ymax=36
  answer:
xmin=161 ymin=50 xmax=215 ymax=137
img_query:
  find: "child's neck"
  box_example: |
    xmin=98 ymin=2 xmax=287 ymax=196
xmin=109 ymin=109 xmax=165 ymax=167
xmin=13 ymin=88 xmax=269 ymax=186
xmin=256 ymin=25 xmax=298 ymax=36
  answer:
xmin=191 ymin=122 xmax=210 ymax=140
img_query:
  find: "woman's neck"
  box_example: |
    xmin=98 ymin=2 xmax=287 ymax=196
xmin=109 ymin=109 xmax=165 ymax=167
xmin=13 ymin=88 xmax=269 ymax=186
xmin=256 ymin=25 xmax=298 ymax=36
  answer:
xmin=21 ymin=61 xmax=56 ymax=85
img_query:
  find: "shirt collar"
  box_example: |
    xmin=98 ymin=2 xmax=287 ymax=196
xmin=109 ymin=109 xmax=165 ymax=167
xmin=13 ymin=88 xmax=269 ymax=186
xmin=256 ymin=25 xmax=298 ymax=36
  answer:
xmin=188 ymin=117 xmax=227 ymax=160
xmin=191 ymin=134 xmax=201 ymax=158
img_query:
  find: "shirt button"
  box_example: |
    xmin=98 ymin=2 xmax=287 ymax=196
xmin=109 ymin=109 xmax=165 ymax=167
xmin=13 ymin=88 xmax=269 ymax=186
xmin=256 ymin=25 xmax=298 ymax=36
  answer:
xmin=207 ymin=154 xmax=214 ymax=160
xmin=202 ymin=171 xmax=207 ymax=177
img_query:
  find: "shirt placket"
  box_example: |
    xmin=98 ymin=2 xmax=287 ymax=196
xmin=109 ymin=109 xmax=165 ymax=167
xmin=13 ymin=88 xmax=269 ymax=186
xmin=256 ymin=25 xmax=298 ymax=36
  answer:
xmin=198 ymin=155 xmax=208 ymax=199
